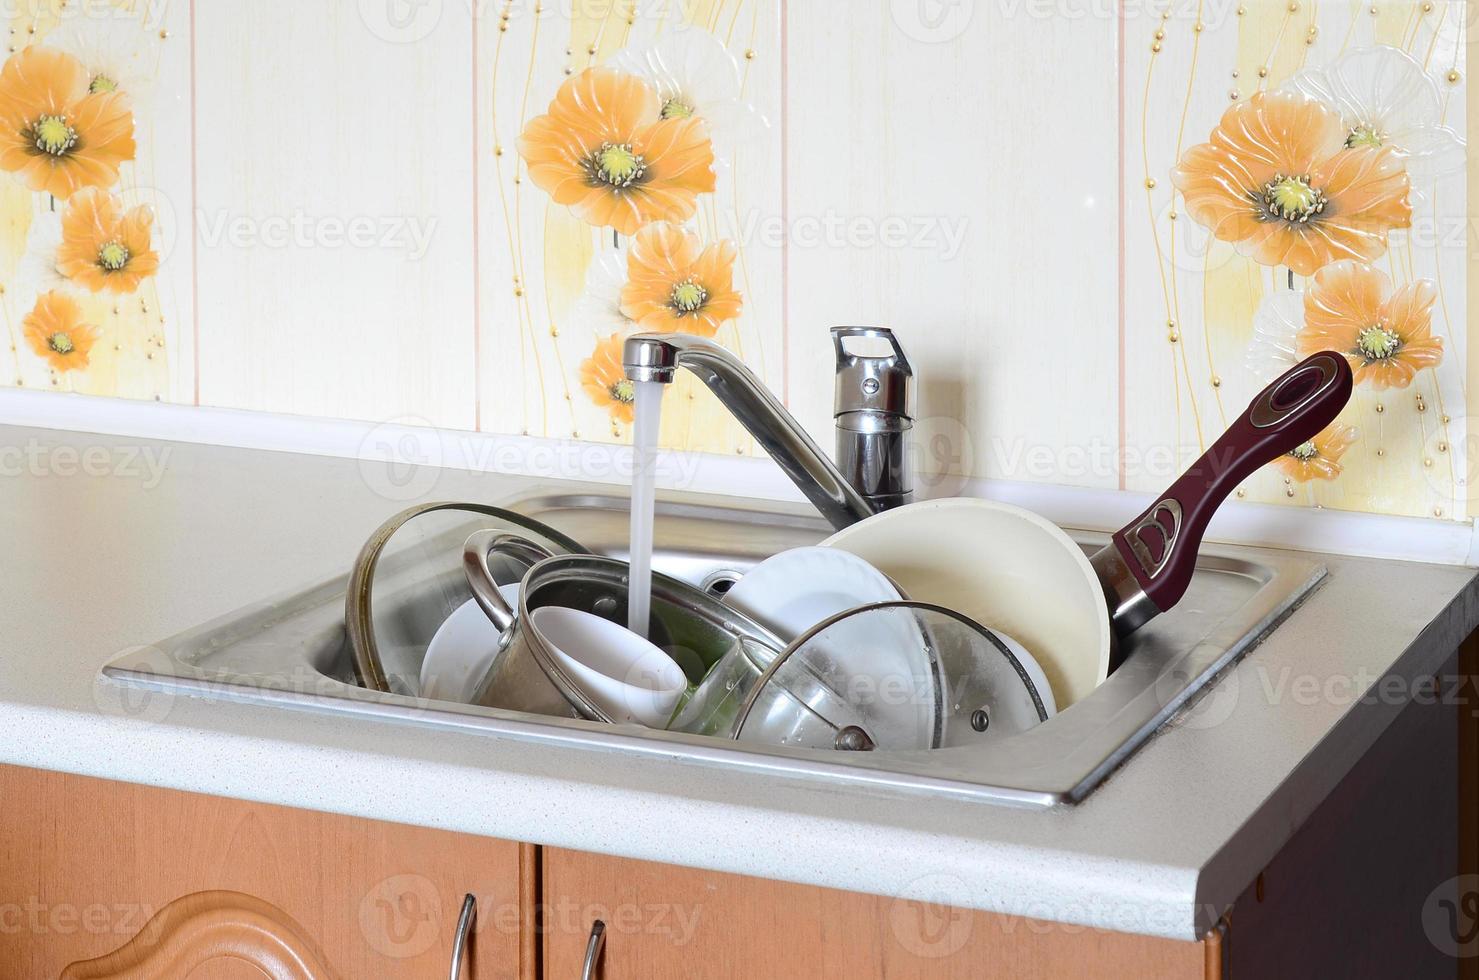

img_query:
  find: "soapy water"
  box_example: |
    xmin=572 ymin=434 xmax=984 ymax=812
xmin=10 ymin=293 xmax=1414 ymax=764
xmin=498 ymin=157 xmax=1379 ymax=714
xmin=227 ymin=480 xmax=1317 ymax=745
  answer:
xmin=627 ymin=380 xmax=663 ymax=639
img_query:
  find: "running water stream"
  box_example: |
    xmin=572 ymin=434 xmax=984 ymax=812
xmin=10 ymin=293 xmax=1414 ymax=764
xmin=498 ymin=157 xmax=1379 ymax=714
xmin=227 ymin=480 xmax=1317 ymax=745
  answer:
xmin=627 ymin=380 xmax=663 ymax=639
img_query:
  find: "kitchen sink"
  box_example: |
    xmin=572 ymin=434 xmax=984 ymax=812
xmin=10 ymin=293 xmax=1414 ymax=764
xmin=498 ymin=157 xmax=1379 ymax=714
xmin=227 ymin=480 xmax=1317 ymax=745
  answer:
xmin=102 ymin=488 xmax=1326 ymax=808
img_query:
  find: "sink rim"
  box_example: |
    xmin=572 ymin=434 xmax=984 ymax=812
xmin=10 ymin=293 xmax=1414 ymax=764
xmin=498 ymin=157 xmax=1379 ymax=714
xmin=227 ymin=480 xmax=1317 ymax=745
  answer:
xmin=101 ymin=487 xmax=1327 ymax=809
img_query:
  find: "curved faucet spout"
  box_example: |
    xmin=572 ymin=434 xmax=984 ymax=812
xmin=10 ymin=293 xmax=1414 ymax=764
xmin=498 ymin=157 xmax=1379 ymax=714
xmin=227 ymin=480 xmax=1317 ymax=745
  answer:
xmin=622 ymin=333 xmax=877 ymax=531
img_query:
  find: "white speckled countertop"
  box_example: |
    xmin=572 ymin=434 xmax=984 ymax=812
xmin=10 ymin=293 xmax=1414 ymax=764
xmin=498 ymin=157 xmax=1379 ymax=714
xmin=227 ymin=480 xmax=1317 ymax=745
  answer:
xmin=0 ymin=425 xmax=1474 ymax=942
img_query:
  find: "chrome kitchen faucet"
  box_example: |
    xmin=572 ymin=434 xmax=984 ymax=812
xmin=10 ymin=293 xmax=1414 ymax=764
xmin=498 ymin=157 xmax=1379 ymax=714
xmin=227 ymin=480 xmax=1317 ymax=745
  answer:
xmin=622 ymin=327 xmax=915 ymax=531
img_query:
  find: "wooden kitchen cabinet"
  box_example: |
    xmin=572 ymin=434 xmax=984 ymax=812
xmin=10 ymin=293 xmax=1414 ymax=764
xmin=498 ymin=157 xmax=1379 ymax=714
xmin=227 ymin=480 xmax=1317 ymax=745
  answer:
xmin=0 ymin=765 xmax=534 ymax=980
xmin=540 ymin=847 xmax=1215 ymax=979
xmin=2 ymin=631 xmax=1472 ymax=980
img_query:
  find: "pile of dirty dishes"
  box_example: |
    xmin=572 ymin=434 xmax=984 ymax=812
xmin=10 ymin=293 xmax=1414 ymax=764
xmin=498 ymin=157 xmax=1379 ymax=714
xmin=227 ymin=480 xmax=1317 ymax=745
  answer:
xmin=357 ymin=504 xmax=1056 ymax=754
xmin=356 ymin=352 xmax=1358 ymax=751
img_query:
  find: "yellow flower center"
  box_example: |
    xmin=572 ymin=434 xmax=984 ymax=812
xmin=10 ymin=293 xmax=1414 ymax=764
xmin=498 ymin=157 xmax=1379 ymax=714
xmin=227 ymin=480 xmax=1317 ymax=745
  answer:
xmin=33 ymin=114 xmax=78 ymax=157
xmin=608 ymin=379 xmax=635 ymax=404
xmin=47 ymin=332 xmax=74 ymax=355
xmin=669 ymin=278 xmax=708 ymax=314
xmin=1261 ymin=174 xmax=1327 ymax=223
xmin=98 ymin=240 xmax=130 ymax=271
xmin=1288 ymin=441 xmax=1319 ymax=462
xmin=1356 ymin=324 xmax=1402 ymax=361
xmin=1346 ymin=124 xmax=1384 ymax=148
xmin=89 ymin=74 xmax=118 ymax=94
xmin=592 ymin=142 xmax=646 ymax=188
xmin=660 ymin=98 xmax=694 ymax=120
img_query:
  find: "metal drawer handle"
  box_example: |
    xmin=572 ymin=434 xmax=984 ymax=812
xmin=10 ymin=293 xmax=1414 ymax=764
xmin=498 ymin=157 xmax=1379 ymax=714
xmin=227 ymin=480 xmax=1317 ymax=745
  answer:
xmin=581 ymin=919 xmax=606 ymax=980
xmin=448 ymin=894 xmax=476 ymax=980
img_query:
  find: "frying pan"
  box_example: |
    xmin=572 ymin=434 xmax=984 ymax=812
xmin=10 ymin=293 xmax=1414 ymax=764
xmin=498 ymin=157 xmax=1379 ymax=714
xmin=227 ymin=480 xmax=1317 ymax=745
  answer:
xmin=821 ymin=350 xmax=1353 ymax=709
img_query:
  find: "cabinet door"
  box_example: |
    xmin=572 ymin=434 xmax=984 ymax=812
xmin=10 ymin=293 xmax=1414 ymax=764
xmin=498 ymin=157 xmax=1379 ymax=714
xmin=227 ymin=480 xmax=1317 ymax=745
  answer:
xmin=56 ymin=889 xmax=340 ymax=979
xmin=0 ymin=765 xmax=534 ymax=979
xmin=541 ymin=848 xmax=1210 ymax=979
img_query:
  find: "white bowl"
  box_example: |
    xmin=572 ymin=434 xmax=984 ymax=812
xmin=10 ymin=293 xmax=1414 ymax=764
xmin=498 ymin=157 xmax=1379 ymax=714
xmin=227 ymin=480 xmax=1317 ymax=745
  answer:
xmin=531 ymin=606 xmax=688 ymax=728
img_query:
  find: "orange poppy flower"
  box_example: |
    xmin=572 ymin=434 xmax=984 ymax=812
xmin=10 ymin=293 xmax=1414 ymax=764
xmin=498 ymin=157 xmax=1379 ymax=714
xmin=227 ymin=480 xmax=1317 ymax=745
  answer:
xmin=1172 ymin=91 xmax=1411 ymax=277
xmin=1272 ymin=422 xmax=1358 ymax=483
xmin=0 ymin=46 xmax=135 ymax=200
xmin=519 ymin=68 xmax=716 ymax=236
xmin=57 ymin=187 xmax=159 ymax=294
xmin=580 ymin=333 xmax=636 ymax=423
xmin=619 ymin=223 xmax=742 ymax=336
xmin=23 ymin=291 xmax=98 ymax=372
xmin=1297 ymin=260 xmax=1442 ymax=390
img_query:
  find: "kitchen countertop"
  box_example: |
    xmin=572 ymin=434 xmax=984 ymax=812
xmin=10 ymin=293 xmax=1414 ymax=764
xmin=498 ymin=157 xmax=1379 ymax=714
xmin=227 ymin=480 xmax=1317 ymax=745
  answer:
xmin=0 ymin=424 xmax=1474 ymax=942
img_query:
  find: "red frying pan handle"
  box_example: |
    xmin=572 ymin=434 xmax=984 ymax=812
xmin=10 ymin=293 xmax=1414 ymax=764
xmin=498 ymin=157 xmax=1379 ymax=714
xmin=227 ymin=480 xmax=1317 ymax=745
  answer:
xmin=1109 ymin=351 xmax=1353 ymax=618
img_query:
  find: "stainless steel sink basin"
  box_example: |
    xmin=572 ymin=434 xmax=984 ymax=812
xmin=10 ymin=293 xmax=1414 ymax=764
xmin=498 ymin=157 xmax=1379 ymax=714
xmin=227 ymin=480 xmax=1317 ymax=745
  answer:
xmin=103 ymin=488 xmax=1326 ymax=808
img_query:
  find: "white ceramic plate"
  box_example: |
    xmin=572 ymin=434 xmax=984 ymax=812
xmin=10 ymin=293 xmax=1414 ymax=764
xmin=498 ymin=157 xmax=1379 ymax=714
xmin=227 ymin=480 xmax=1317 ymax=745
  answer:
xmin=723 ymin=546 xmax=904 ymax=641
xmin=420 ymin=586 xmax=518 ymax=704
xmin=821 ymin=498 xmax=1112 ymax=710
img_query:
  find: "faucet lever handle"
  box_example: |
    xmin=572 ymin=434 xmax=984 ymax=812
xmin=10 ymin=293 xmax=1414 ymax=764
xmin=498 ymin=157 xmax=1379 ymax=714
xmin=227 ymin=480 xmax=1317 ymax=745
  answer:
xmin=831 ymin=325 xmax=910 ymax=371
xmin=831 ymin=326 xmax=915 ymax=420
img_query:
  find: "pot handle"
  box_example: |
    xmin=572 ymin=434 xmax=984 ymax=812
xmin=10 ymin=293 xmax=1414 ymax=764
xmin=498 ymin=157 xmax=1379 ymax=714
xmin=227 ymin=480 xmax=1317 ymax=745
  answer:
xmin=462 ymin=530 xmax=552 ymax=634
xmin=1107 ymin=351 xmax=1352 ymax=625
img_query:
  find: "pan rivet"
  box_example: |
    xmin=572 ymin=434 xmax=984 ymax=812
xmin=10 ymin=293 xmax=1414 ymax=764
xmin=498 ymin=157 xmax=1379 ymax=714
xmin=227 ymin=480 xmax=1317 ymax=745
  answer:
xmin=970 ymin=709 xmax=990 ymax=733
xmin=834 ymin=726 xmax=876 ymax=752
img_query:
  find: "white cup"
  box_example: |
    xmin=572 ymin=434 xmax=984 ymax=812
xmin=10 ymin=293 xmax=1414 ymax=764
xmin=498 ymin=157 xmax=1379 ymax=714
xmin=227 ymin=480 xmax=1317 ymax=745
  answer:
xmin=530 ymin=606 xmax=689 ymax=728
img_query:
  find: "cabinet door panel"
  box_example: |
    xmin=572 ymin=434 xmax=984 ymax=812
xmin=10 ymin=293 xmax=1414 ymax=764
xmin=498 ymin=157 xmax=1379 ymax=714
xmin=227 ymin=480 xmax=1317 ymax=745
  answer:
xmin=0 ymin=765 xmax=531 ymax=980
xmin=58 ymin=890 xmax=336 ymax=980
xmin=542 ymin=848 xmax=1208 ymax=979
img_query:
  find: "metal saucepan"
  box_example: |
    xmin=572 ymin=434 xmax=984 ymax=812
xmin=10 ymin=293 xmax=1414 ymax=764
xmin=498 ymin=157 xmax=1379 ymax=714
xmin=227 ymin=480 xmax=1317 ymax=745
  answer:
xmin=821 ymin=350 xmax=1354 ymax=710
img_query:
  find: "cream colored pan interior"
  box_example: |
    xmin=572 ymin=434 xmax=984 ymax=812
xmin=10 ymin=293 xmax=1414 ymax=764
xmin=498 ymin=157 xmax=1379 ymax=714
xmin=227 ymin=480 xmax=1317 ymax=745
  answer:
xmin=820 ymin=497 xmax=1112 ymax=710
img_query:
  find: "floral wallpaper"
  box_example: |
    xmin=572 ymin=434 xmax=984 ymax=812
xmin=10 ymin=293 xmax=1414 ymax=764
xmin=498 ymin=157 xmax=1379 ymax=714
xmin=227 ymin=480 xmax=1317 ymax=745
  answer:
xmin=1127 ymin=2 xmax=1467 ymax=519
xmin=0 ymin=1 xmax=1467 ymax=529
xmin=481 ymin=0 xmax=778 ymax=456
xmin=0 ymin=2 xmax=179 ymax=403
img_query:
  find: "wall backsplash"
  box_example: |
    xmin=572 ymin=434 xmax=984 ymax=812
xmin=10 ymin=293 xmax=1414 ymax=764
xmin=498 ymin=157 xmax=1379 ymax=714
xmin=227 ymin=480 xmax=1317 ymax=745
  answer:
xmin=0 ymin=3 xmax=187 ymax=407
xmin=1126 ymin=0 xmax=1468 ymax=521
xmin=0 ymin=0 xmax=1467 ymax=524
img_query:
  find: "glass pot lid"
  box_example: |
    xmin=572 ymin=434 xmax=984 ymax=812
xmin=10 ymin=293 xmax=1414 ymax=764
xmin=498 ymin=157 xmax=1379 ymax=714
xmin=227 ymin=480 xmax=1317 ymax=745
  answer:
xmin=730 ymin=600 xmax=1049 ymax=752
xmin=344 ymin=502 xmax=588 ymax=695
